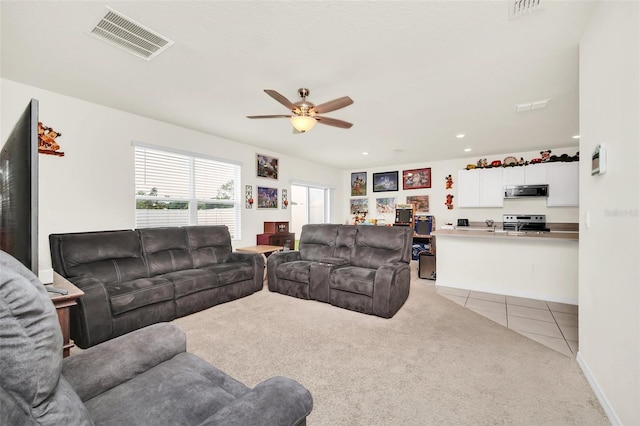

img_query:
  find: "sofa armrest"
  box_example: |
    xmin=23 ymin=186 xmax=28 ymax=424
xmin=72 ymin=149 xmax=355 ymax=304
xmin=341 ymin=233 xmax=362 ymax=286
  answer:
xmin=372 ymin=262 xmax=411 ymax=318
xmin=198 ymin=376 xmax=313 ymax=426
xmin=62 ymin=322 xmax=186 ymax=401
xmin=66 ymin=276 xmax=113 ymax=348
xmin=267 ymin=251 xmax=301 ymax=291
xmin=230 ymin=251 xmax=265 ymax=289
xmin=309 ymin=258 xmax=350 ymax=302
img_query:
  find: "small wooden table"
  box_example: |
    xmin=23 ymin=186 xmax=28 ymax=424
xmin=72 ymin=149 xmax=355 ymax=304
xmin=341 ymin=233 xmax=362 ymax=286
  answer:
xmin=49 ymin=273 xmax=84 ymax=357
xmin=236 ymin=245 xmax=285 ymax=280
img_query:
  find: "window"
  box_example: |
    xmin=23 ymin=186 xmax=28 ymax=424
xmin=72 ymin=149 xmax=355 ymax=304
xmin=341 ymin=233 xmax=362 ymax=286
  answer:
xmin=134 ymin=144 xmax=241 ymax=239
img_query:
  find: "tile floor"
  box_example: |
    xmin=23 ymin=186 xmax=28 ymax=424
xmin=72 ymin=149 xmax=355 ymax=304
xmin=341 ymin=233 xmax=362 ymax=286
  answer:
xmin=436 ymin=286 xmax=578 ymax=357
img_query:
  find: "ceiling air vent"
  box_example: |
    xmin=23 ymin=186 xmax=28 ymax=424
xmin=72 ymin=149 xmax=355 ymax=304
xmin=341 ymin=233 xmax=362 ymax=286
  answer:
xmin=89 ymin=8 xmax=174 ymax=60
xmin=509 ymin=0 xmax=543 ymax=19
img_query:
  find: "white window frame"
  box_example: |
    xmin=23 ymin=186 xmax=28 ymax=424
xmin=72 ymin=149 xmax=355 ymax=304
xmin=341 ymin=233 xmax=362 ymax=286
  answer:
xmin=133 ymin=142 xmax=242 ymax=239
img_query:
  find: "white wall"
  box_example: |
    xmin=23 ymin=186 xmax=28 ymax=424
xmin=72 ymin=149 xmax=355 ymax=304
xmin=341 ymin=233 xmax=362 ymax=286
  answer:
xmin=578 ymin=2 xmax=639 ymax=425
xmin=342 ymin=148 xmax=579 ymax=227
xmin=1 ymin=78 xmax=343 ymax=280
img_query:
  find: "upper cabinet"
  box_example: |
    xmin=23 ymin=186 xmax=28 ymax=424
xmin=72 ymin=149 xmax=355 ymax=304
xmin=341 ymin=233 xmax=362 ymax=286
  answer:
xmin=458 ymin=168 xmax=504 ymax=208
xmin=460 ymin=162 xmax=579 ymax=208
xmin=503 ymin=163 xmax=548 ymax=185
xmin=546 ymin=162 xmax=579 ymax=207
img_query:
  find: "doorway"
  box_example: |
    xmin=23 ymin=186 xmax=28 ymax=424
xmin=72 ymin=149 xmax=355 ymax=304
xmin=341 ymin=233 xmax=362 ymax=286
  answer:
xmin=291 ymin=184 xmax=331 ymax=248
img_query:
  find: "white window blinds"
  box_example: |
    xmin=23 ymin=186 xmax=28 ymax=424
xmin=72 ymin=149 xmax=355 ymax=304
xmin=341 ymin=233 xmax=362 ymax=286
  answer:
xmin=134 ymin=144 xmax=241 ymax=239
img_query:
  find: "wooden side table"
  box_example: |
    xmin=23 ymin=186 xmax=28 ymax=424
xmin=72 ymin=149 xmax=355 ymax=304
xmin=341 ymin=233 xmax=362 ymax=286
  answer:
xmin=49 ymin=273 xmax=84 ymax=357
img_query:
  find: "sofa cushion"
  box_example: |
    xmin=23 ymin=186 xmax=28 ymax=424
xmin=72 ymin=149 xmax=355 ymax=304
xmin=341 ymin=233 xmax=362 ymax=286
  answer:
xmin=0 ymin=251 xmax=93 ymax=425
xmin=159 ymin=269 xmax=219 ymax=298
xmin=298 ymin=224 xmax=341 ymax=261
xmin=185 ymin=226 xmax=232 ymax=267
xmin=138 ymin=227 xmax=194 ymax=276
xmin=275 ymin=260 xmax=314 ymax=283
xmin=350 ymin=225 xmax=411 ymax=269
xmin=202 ymin=262 xmax=255 ymax=286
xmin=330 ymin=266 xmax=376 ymax=296
xmin=107 ymin=277 xmax=174 ymax=315
xmin=334 ymin=225 xmax=356 ymax=260
xmin=51 ymin=230 xmax=147 ymax=283
xmin=83 ymin=352 xmax=249 ymax=426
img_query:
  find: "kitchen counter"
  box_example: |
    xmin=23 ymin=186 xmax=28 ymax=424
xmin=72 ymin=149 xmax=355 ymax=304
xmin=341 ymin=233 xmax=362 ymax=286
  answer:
xmin=433 ymin=226 xmax=578 ymax=304
xmin=432 ymin=228 xmax=578 ymax=241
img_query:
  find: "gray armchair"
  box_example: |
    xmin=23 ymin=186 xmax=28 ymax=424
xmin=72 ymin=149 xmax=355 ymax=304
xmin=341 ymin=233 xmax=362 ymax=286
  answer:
xmin=0 ymin=250 xmax=312 ymax=426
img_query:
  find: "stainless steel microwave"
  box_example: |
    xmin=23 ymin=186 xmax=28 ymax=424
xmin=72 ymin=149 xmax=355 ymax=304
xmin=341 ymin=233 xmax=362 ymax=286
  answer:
xmin=504 ymin=184 xmax=549 ymax=198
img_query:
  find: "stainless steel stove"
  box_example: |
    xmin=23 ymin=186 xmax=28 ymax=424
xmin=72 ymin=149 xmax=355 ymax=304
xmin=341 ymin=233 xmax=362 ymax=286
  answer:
xmin=503 ymin=214 xmax=550 ymax=232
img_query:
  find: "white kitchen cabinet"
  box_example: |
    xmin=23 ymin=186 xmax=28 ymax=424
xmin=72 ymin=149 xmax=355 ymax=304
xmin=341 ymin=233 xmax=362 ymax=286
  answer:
xmin=457 ymin=169 xmax=481 ymax=207
xmin=546 ymin=162 xmax=579 ymax=206
xmin=503 ymin=166 xmax=525 ymax=186
xmin=524 ymin=163 xmax=548 ymax=184
xmin=457 ymin=168 xmax=504 ymax=208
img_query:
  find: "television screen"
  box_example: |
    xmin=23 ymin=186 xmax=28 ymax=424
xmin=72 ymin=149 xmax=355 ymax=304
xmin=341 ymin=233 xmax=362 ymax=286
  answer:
xmin=0 ymin=99 xmax=39 ymax=274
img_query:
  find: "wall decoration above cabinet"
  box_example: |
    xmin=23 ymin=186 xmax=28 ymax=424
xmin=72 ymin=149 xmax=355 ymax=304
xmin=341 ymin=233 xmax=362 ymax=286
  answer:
xmin=257 ymin=186 xmax=278 ymax=209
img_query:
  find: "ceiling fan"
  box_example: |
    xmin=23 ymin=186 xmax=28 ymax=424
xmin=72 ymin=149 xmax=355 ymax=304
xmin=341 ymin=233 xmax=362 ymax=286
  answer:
xmin=247 ymin=88 xmax=353 ymax=133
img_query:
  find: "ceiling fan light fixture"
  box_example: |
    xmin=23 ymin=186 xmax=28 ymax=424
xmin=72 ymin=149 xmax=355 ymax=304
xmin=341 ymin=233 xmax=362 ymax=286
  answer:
xmin=291 ymin=115 xmax=316 ymax=133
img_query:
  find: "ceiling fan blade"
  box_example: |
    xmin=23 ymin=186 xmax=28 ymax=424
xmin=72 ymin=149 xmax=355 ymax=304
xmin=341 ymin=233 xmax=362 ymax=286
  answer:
xmin=315 ymin=116 xmax=353 ymax=129
xmin=246 ymin=115 xmax=291 ymax=119
xmin=313 ymin=96 xmax=353 ymax=114
xmin=264 ymin=89 xmax=299 ymax=112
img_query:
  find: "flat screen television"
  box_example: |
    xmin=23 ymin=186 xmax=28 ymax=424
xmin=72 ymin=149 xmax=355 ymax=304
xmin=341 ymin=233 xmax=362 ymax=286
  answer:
xmin=0 ymin=99 xmax=39 ymax=275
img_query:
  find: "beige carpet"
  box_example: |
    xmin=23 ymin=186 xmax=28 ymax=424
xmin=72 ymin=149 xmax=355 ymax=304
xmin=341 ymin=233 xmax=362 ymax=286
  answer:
xmin=174 ymin=266 xmax=608 ymax=425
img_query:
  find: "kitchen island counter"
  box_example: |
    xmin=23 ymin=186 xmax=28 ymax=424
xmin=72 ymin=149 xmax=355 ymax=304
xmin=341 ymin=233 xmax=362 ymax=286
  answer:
xmin=433 ymin=227 xmax=578 ymax=304
xmin=432 ymin=228 xmax=578 ymax=241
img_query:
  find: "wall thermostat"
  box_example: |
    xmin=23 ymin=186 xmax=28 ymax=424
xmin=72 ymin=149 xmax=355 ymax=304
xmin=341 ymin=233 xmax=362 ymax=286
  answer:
xmin=591 ymin=144 xmax=606 ymax=175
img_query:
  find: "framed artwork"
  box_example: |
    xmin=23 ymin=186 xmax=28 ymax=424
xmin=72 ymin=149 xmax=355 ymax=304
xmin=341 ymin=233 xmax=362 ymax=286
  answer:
xmin=406 ymin=195 xmax=429 ymax=212
xmin=372 ymin=171 xmax=398 ymax=192
xmin=351 ymin=172 xmax=367 ymax=196
xmin=256 ymin=153 xmax=278 ymax=180
xmin=402 ymin=168 xmax=431 ymax=189
xmin=350 ymin=198 xmax=369 ymax=214
xmin=376 ymin=197 xmax=396 ymax=214
xmin=257 ymin=186 xmax=278 ymax=209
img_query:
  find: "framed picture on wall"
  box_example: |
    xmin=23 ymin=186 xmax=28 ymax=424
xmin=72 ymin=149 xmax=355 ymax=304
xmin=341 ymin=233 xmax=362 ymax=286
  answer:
xmin=350 ymin=198 xmax=368 ymax=214
xmin=376 ymin=197 xmax=396 ymax=214
xmin=402 ymin=168 xmax=431 ymax=189
xmin=372 ymin=171 xmax=398 ymax=192
xmin=256 ymin=153 xmax=278 ymax=180
xmin=351 ymin=172 xmax=367 ymax=196
xmin=406 ymin=195 xmax=429 ymax=212
xmin=257 ymin=186 xmax=278 ymax=209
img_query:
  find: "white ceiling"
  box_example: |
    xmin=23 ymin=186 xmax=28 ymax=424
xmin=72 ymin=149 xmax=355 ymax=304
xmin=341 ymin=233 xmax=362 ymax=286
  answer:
xmin=0 ymin=1 xmax=596 ymax=169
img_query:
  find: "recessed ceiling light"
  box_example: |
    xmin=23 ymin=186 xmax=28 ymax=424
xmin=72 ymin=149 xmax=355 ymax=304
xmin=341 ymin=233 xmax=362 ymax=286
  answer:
xmin=456 ymin=134 xmax=465 ymax=139
xmin=464 ymin=148 xmax=472 ymax=152
xmin=362 ymin=152 xmax=369 ymax=156
xmin=572 ymin=135 xmax=580 ymax=139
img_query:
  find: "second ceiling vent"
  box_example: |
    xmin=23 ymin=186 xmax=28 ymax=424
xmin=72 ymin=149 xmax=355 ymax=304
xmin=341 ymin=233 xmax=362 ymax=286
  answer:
xmin=90 ymin=7 xmax=174 ymax=60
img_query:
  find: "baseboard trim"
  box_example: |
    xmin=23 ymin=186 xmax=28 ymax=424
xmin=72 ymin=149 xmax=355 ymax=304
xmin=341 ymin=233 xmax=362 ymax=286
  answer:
xmin=576 ymin=351 xmax=619 ymax=425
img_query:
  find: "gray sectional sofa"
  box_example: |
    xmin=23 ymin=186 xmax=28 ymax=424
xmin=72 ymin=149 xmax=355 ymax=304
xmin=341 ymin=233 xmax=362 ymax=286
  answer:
xmin=0 ymin=250 xmax=313 ymax=426
xmin=49 ymin=226 xmax=264 ymax=348
xmin=267 ymin=224 xmax=413 ymax=318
